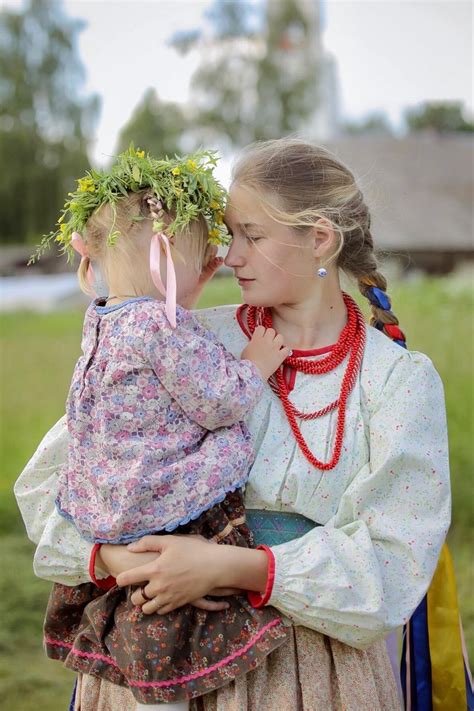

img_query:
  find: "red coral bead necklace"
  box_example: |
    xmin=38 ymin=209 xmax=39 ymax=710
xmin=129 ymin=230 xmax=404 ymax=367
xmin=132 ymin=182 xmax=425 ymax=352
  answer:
xmin=242 ymin=292 xmax=366 ymax=471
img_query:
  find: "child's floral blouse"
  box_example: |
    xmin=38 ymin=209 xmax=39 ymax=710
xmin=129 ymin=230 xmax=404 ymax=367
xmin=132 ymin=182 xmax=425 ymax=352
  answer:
xmin=56 ymin=297 xmax=263 ymax=543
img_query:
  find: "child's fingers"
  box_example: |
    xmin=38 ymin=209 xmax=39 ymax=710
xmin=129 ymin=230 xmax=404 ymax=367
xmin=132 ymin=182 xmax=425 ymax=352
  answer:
xmin=200 ymin=256 xmax=223 ymax=281
xmin=207 ymin=244 xmax=218 ymax=259
xmin=209 ymin=256 xmax=223 ymax=270
xmin=253 ymin=325 xmax=266 ymax=337
xmin=262 ymin=327 xmax=276 ymax=341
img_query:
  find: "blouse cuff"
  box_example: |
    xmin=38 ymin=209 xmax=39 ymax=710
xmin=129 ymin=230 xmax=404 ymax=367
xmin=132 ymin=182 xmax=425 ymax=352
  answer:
xmin=89 ymin=544 xmax=116 ymax=590
xmin=247 ymin=545 xmax=275 ymax=608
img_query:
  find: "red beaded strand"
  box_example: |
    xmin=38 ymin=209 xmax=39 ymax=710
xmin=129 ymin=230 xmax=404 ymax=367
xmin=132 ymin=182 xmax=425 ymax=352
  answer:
xmin=244 ymin=292 xmax=366 ymax=471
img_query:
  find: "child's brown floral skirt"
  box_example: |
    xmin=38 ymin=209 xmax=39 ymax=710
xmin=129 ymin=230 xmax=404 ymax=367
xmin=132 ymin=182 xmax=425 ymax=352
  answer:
xmin=44 ymin=490 xmax=289 ymax=704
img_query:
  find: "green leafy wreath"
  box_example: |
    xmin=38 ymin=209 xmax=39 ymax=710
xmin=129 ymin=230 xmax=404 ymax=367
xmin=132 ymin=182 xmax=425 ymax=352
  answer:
xmin=30 ymin=145 xmax=229 ymax=265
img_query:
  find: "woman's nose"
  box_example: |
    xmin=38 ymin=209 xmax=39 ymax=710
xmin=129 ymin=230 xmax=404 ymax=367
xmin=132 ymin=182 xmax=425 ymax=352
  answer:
xmin=224 ymin=239 xmax=245 ymax=268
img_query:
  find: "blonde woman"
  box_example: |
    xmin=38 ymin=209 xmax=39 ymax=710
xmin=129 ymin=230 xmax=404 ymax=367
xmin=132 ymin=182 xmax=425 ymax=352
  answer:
xmin=16 ymin=139 xmax=451 ymax=710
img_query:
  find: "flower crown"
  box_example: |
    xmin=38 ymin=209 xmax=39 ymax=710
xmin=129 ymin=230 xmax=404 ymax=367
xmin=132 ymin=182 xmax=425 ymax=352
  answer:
xmin=29 ymin=145 xmax=229 ymax=265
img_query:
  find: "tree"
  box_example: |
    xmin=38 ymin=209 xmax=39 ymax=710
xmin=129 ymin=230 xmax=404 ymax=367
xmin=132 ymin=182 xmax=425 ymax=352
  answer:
xmin=254 ymin=0 xmax=320 ymax=141
xmin=0 ymin=0 xmax=99 ymax=246
xmin=115 ymin=89 xmax=187 ymax=158
xmin=405 ymin=101 xmax=473 ymax=134
xmin=170 ymin=0 xmax=321 ymax=149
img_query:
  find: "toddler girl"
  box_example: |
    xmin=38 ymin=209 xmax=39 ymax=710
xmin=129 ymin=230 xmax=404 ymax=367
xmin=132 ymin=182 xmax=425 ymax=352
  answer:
xmin=40 ymin=148 xmax=289 ymax=708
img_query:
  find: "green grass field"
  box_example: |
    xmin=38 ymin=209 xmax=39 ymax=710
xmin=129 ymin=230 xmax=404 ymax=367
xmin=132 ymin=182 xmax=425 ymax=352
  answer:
xmin=1 ymin=275 xmax=472 ymax=709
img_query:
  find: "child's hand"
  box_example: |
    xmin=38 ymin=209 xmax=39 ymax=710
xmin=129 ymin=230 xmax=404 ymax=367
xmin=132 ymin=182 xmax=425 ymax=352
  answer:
xmin=178 ymin=246 xmax=224 ymax=310
xmin=241 ymin=326 xmax=292 ymax=380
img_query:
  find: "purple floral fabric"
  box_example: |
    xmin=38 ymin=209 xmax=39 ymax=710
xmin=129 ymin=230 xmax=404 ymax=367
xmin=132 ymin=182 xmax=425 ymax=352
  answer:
xmin=56 ymin=297 xmax=264 ymax=543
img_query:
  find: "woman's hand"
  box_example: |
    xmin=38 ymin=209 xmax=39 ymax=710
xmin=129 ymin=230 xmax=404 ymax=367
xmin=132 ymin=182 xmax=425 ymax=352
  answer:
xmin=115 ymin=535 xmax=227 ymax=615
xmin=115 ymin=534 xmax=268 ymax=615
xmin=98 ymin=541 xmax=231 ymax=612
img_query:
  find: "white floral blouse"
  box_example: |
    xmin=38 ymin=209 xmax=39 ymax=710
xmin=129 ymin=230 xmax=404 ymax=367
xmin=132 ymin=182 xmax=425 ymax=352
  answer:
xmin=14 ymin=304 xmax=451 ymax=650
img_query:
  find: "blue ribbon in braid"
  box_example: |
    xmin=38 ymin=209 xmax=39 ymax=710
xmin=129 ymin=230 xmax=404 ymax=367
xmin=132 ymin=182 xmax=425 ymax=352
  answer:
xmin=366 ymin=286 xmax=391 ymax=311
xmin=364 ymin=285 xmax=407 ymax=349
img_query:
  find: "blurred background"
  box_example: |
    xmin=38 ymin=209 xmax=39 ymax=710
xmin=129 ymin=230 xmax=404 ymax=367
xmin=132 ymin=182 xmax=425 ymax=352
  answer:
xmin=0 ymin=0 xmax=472 ymax=708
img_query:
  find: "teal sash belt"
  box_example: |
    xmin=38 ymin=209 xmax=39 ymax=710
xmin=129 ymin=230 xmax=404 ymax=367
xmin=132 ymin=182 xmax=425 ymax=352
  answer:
xmin=246 ymin=509 xmax=319 ymax=546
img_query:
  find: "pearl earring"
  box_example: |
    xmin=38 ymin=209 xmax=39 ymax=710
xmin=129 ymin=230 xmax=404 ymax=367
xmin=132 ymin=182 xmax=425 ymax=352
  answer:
xmin=317 ymin=267 xmax=328 ymax=278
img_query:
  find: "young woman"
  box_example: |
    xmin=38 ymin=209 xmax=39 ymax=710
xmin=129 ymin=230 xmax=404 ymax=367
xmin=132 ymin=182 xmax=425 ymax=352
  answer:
xmin=16 ymin=139 xmax=451 ymax=710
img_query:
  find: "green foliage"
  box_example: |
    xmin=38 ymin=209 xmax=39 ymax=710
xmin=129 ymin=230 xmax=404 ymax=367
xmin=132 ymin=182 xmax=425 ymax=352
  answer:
xmin=171 ymin=0 xmax=320 ymax=148
xmin=116 ymin=88 xmax=187 ymax=158
xmin=31 ymin=145 xmax=230 ymax=264
xmin=0 ymin=0 xmax=99 ymax=245
xmin=254 ymin=0 xmax=319 ymax=140
xmin=405 ymin=101 xmax=474 ymax=133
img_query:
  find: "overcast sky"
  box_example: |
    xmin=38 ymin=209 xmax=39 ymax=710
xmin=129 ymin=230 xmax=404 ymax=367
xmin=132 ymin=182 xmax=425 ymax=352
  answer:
xmin=3 ymin=0 xmax=473 ymax=168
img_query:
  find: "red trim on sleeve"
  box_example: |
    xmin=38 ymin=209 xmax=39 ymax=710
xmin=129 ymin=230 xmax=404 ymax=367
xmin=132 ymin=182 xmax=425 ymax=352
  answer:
xmin=89 ymin=543 xmax=116 ymax=590
xmin=247 ymin=544 xmax=276 ymax=608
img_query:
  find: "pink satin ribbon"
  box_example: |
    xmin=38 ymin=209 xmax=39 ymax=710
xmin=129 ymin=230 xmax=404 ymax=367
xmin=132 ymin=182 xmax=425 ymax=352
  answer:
xmin=71 ymin=232 xmax=96 ymax=295
xmin=150 ymin=232 xmax=177 ymax=328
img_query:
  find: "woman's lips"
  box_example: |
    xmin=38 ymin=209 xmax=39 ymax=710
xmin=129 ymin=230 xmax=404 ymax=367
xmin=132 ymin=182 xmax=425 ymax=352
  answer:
xmin=237 ymin=277 xmax=255 ymax=285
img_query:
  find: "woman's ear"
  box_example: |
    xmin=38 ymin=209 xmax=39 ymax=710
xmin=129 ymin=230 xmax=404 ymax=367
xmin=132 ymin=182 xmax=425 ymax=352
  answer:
xmin=309 ymin=219 xmax=339 ymax=260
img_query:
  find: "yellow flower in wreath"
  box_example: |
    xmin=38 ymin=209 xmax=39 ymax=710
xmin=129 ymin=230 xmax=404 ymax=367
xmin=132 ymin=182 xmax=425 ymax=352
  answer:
xmin=78 ymin=177 xmax=96 ymax=193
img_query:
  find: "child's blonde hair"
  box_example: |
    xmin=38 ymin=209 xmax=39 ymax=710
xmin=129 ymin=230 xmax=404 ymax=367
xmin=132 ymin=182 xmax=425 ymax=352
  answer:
xmin=78 ymin=190 xmax=211 ymax=296
xmin=232 ymin=138 xmax=402 ymax=335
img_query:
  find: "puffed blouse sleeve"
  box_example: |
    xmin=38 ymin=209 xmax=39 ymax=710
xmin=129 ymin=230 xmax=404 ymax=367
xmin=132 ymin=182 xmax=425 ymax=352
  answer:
xmin=14 ymin=416 xmax=97 ymax=585
xmin=267 ymin=351 xmax=451 ymax=649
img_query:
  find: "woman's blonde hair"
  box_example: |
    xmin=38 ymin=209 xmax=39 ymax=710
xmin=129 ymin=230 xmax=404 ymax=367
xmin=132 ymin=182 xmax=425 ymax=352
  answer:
xmin=78 ymin=190 xmax=211 ymax=296
xmin=232 ymin=138 xmax=401 ymax=334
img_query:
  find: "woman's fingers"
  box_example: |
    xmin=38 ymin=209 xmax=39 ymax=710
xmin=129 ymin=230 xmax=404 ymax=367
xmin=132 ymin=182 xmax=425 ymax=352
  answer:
xmin=126 ymin=535 xmax=167 ymax=553
xmin=190 ymin=597 xmax=230 ymax=611
xmin=131 ymin=588 xmax=229 ymax=614
xmin=116 ymin=560 xmax=158 ymax=587
xmin=140 ymin=597 xmax=229 ymax=616
xmin=141 ymin=596 xmax=164 ymax=615
xmin=130 ymin=584 xmax=152 ymax=606
xmin=127 ymin=533 xmax=208 ymax=553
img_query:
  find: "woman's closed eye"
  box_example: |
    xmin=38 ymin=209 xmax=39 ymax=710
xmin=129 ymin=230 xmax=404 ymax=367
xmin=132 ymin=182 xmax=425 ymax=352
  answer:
xmin=243 ymin=232 xmax=263 ymax=243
